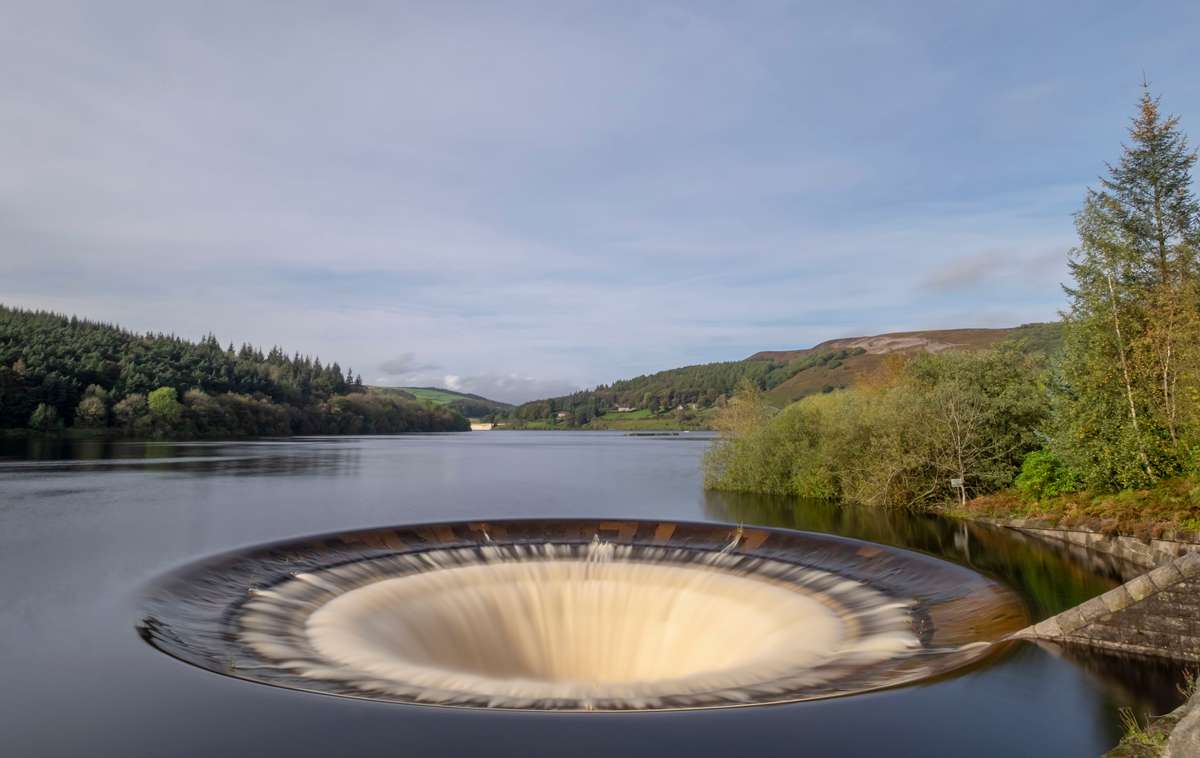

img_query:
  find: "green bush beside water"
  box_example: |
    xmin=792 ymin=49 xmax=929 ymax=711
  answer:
xmin=705 ymin=347 xmax=1048 ymax=507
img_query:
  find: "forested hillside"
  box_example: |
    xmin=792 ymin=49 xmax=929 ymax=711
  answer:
xmin=0 ymin=306 xmax=468 ymax=437
xmin=509 ymin=323 xmax=1060 ymax=428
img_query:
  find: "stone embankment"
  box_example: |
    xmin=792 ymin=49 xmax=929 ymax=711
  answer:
xmin=1011 ymin=550 xmax=1200 ymax=661
xmin=979 ymin=516 xmax=1199 ymax=573
xmin=985 ymin=518 xmax=1200 ymax=756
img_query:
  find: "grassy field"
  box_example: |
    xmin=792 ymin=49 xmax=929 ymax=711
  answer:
xmin=505 ymin=419 xmax=558 ymax=430
xmin=585 ymin=407 xmax=714 ymax=431
xmin=371 ymin=386 xmax=512 ymax=420
xmin=400 ymin=387 xmax=467 ymax=405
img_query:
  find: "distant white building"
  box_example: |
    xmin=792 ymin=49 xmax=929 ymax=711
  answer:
xmin=616 ymin=406 xmax=635 ymax=412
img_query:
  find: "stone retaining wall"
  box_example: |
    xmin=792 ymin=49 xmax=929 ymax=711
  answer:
xmin=987 ymin=517 xmax=1200 ymax=755
xmin=1012 ymin=551 xmax=1200 ymax=662
xmin=979 ymin=517 xmax=1200 ymax=571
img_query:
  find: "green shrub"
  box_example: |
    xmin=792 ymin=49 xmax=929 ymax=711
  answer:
xmin=28 ymin=403 xmax=62 ymax=432
xmin=148 ymin=386 xmax=182 ymax=424
xmin=1014 ymin=449 xmax=1081 ymax=501
xmin=112 ymin=393 xmax=150 ymax=433
xmin=705 ymin=348 xmax=1049 ymax=508
xmin=74 ymin=395 xmax=108 ymax=427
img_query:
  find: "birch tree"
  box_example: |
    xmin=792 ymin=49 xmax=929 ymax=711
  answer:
xmin=1057 ymin=88 xmax=1200 ymax=489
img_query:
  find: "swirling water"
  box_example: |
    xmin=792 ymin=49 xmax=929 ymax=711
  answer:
xmin=245 ymin=542 xmax=912 ymax=708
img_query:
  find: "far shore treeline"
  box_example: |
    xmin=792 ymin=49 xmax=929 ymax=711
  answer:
xmin=0 ymin=307 xmax=468 ymax=437
xmin=507 ymin=350 xmax=871 ymax=428
xmin=706 ymin=88 xmax=1200 ymax=523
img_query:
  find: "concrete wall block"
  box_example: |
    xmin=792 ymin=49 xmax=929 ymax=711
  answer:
xmin=1125 ymin=574 xmax=1156 ymax=602
xmin=1175 ymin=551 xmax=1200 ymax=578
xmin=1056 ymin=607 xmax=1087 ymax=634
xmin=1078 ymin=596 xmax=1113 ymax=624
xmin=1101 ymin=586 xmax=1134 ymax=612
xmin=1151 ymin=539 xmax=1183 ymax=556
xmin=1034 ymin=618 xmax=1063 ymax=638
xmin=1124 ymin=540 xmax=1155 ymax=559
xmin=1150 ymin=563 xmax=1185 ymax=590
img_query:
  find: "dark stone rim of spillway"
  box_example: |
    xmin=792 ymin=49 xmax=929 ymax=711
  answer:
xmin=137 ymin=518 xmax=1028 ymax=711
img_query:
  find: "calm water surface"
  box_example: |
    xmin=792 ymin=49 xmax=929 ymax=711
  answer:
xmin=0 ymin=432 xmax=1186 ymax=757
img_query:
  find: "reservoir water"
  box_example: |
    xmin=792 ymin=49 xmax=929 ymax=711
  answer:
xmin=0 ymin=432 xmax=1186 ymax=756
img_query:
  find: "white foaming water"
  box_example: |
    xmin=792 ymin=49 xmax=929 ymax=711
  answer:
xmin=239 ymin=541 xmax=922 ymax=708
xmin=306 ymin=560 xmax=843 ymax=702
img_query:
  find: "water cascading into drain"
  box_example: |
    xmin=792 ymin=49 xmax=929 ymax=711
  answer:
xmin=139 ymin=519 xmax=1029 ymax=710
xmin=244 ymin=543 xmax=916 ymax=707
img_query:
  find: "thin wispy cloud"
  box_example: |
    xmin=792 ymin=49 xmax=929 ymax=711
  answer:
xmin=2 ymin=2 xmax=1197 ymax=402
xmin=919 ymin=247 xmax=1070 ymax=293
xmin=378 ymin=354 xmax=441 ymax=379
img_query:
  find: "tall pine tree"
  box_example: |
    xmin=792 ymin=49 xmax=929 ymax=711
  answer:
xmin=1057 ymin=87 xmax=1200 ymax=489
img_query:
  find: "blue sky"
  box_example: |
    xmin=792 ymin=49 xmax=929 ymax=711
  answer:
xmin=3 ymin=2 xmax=1199 ymax=402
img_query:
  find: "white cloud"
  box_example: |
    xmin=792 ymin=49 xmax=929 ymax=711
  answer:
xmin=441 ymin=374 xmax=580 ymax=405
xmin=919 ymin=246 xmax=1070 ymax=292
xmin=379 ymin=353 xmax=441 ymax=378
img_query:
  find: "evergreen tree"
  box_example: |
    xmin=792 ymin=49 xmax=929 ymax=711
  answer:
xmin=1100 ymin=87 xmax=1200 ymax=286
xmin=1056 ymin=87 xmax=1200 ymax=489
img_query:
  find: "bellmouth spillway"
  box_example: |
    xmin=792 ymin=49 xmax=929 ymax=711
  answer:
xmin=139 ymin=519 xmax=1028 ymax=711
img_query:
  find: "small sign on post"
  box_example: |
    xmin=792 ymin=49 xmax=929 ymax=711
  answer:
xmin=949 ymin=478 xmax=966 ymax=506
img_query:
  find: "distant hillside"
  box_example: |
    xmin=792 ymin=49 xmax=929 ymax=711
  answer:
xmin=391 ymin=386 xmax=513 ymax=419
xmin=758 ymin=323 xmax=1061 ymax=404
xmin=510 ymin=322 xmax=1062 ymax=428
